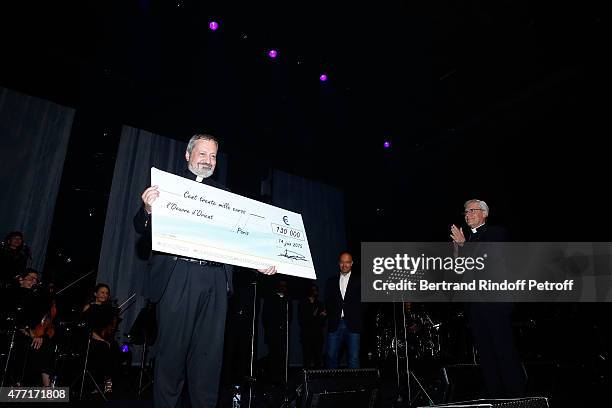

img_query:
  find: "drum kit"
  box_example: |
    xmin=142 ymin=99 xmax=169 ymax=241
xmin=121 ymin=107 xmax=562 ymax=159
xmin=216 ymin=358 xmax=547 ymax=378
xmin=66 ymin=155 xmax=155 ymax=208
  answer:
xmin=375 ymin=302 xmax=445 ymax=363
xmin=372 ymin=302 xmax=477 ymax=406
xmin=374 ymin=301 xmax=485 ymax=368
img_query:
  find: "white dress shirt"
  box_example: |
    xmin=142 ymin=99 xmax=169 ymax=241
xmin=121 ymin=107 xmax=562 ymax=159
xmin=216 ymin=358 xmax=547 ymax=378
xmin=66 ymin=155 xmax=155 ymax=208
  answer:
xmin=339 ymin=271 xmax=351 ymax=318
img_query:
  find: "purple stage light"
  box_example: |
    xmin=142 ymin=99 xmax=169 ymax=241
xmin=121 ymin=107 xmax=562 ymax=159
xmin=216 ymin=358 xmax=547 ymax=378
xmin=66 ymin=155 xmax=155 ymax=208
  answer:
xmin=121 ymin=344 xmax=129 ymax=353
xmin=384 ymin=141 xmax=391 ymax=149
xmin=209 ymin=21 xmax=219 ymax=31
xmin=319 ymin=74 xmax=328 ymax=82
xmin=268 ymin=49 xmax=278 ymax=59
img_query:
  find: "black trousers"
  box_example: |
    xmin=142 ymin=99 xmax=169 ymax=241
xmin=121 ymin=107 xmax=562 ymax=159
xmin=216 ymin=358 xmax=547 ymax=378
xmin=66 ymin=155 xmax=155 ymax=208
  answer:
xmin=153 ymin=261 xmax=228 ymax=408
xmin=10 ymin=333 xmax=54 ymax=386
xmin=470 ymin=303 xmax=526 ymax=398
xmin=88 ymin=338 xmax=119 ymax=385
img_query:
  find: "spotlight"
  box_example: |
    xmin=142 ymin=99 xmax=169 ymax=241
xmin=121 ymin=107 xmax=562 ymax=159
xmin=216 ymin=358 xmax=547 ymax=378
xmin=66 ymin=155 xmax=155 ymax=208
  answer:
xmin=121 ymin=344 xmax=129 ymax=353
xmin=319 ymin=74 xmax=328 ymax=82
xmin=268 ymin=49 xmax=278 ymax=59
xmin=383 ymin=141 xmax=391 ymax=149
xmin=209 ymin=21 xmax=219 ymax=31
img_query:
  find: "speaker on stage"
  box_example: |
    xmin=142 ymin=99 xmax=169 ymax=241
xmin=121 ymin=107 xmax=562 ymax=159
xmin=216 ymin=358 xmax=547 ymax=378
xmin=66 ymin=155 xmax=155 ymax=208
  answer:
xmin=418 ymin=396 xmax=549 ymax=408
xmin=441 ymin=362 xmax=555 ymax=403
xmin=523 ymin=361 xmax=556 ymax=398
xmin=297 ymin=368 xmax=380 ymax=408
xmin=441 ymin=364 xmax=484 ymax=402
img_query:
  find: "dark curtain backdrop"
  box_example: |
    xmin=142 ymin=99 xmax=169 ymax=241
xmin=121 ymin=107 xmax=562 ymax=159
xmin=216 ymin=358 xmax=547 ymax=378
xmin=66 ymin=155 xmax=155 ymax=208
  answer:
xmin=0 ymin=87 xmax=75 ymax=271
xmin=97 ymin=125 xmax=228 ymax=344
xmin=271 ymin=170 xmax=347 ymax=288
xmin=261 ymin=169 xmax=346 ymax=365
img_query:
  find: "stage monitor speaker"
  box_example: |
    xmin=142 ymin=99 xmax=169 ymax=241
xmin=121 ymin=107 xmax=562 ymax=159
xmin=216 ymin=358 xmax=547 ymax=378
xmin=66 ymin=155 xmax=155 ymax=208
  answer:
xmin=442 ymin=362 xmax=555 ymax=402
xmin=297 ymin=368 xmax=380 ymax=408
xmin=418 ymin=396 xmax=549 ymax=408
xmin=523 ymin=361 xmax=556 ymax=397
xmin=441 ymin=364 xmax=485 ymax=402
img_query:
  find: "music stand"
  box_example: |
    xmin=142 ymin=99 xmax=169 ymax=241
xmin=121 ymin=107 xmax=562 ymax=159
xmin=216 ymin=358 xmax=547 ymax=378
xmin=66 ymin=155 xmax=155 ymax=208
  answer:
xmin=0 ymin=316 xmax=18 ymax=388
xmin=393 ymin=300 xmax=435 ymax=407
xmin=246 ymin=273 xmax=258 ymax=408
xmin=77 ymin=327 xmax=108 ymax=401
xmin=128 ymin=302 xmax=156 ymax=396
xmin=279 ymin=293 xmax=291 ymax=408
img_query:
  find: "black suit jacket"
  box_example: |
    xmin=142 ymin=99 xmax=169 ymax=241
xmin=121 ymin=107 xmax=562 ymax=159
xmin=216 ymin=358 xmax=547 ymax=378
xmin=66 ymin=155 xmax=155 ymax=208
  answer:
xmin=324 ymin=272 xmax=362 ymax=333
xmin=133 ymin=168 xmax=233 ymax=303
xmin=465 ymin=224 xmax=508 ymax=272
xmin=466 ymin=224 xmax=508 ymax=242
xmin=464 ymin=223 xmax=512 ymax=305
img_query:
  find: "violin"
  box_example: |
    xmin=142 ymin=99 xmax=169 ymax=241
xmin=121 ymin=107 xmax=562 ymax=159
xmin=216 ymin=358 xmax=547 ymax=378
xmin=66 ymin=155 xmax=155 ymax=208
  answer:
xmin=33 ymin=302 xmax=56 ymax=338
xmin=33 ymin=284 xmax=57 ymax=338
xmin=99 ymin=305 xmax=121 ymax=341
xmin=100 ymin=293 xmax=134 ymax=340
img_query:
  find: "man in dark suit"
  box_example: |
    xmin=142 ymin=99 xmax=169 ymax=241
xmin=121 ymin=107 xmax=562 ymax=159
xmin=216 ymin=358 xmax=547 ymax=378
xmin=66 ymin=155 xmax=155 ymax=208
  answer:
xmin=134 ymin=134 xmax=275 ymax=408
xmin=450 ymin=199 xmax=526 ymax=398
xmin=324 ymin=251 xmax=362 ymax=368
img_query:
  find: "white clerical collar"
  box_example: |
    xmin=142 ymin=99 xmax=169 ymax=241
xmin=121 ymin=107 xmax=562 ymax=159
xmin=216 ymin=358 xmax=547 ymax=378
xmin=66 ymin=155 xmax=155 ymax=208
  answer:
xmin=471 ymin=223 xmax=485 ymax=234
xmin=195 ymin=176 xmax=204 ymax=183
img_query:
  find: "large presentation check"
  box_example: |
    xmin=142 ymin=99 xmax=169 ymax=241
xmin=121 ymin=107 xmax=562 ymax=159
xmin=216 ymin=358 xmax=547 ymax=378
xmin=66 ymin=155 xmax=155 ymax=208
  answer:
xmin=150 ymin=168 xmax=316 ymax=279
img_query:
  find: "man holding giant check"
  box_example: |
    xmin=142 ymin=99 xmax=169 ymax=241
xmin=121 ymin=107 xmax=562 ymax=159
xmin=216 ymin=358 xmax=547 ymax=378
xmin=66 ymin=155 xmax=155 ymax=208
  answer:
xmin=133 ymin=133 xmax=314 ymax=408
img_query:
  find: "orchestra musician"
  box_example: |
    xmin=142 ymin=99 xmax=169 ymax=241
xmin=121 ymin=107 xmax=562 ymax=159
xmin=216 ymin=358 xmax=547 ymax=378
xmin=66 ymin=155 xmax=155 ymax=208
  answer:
xmin=0 ymin=231 xmax=31 ymax=288
xmin=81 ymin=283 xmax=121 ymax=394
xmin=3 ymin=269 xmax=55 ymax=386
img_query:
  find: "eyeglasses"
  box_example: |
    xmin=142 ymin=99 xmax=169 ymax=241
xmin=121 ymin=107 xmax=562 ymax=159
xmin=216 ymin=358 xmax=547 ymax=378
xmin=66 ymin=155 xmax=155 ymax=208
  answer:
xmin=463 ymin=208 xmax=484 ymax=215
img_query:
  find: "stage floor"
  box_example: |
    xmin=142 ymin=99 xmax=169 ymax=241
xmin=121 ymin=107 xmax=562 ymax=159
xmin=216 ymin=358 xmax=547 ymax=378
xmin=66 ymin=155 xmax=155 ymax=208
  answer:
xmin=48 ymin=361 xmax=610 ymax=408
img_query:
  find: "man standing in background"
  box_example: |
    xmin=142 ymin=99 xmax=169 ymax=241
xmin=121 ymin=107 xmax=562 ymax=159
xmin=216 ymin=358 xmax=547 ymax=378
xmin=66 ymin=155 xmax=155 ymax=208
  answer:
xmin=325 ymin=252 xmax=362 ymax=368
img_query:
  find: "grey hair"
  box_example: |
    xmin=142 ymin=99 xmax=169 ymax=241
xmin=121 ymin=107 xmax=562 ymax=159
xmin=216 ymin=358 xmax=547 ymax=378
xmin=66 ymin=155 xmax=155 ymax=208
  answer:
xmin=186 ymin=134 xmax=219 ymax=154
xmin=464 ymin=199 xmax=489 ymax=216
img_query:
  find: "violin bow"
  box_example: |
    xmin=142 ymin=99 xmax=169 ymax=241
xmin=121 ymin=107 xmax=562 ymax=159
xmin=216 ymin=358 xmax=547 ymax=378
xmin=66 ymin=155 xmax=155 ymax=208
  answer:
xmin=117 ymin=292 xmax=137 ymax=314
xmin=55 ymin=270 xmax=95 ymax=295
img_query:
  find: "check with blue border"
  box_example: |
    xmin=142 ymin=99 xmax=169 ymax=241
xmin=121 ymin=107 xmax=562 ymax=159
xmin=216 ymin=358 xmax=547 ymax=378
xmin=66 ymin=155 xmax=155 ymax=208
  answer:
xmin=151 ymin=168 xmax=316 ymax=279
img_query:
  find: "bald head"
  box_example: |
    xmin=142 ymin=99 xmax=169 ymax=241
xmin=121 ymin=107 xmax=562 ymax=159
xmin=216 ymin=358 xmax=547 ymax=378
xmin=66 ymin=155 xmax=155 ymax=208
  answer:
xmin=338 ymin=252 xmax=353 ymax=275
